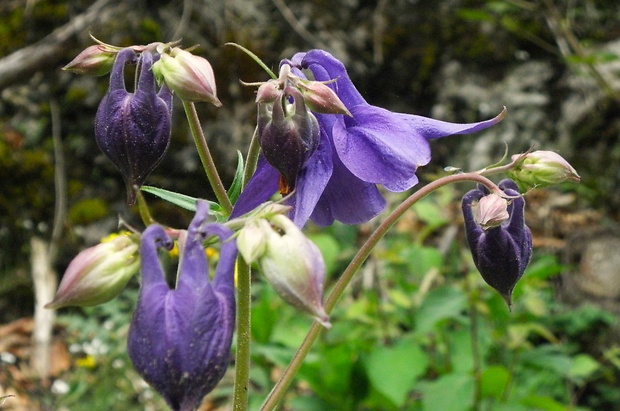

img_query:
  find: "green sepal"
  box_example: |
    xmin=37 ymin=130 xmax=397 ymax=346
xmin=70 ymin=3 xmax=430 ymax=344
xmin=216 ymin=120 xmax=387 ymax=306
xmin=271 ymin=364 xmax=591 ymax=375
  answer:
xmin=227 ymin=150 xmax=244 ymax=205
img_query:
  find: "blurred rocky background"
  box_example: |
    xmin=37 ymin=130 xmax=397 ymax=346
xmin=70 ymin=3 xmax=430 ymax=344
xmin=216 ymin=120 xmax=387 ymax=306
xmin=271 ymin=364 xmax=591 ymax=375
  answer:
xmin=1 ymin=0 xmax=619 ymax=409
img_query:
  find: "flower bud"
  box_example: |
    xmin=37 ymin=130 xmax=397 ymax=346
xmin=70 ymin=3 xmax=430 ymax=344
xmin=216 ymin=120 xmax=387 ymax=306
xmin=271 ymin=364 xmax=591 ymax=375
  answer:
xmin=258 ymin=87 xmax=320 ymax=195
xmin=95 ymin=48 xmax=173 ymax=205
xmin=63 ymin=44 xmax=117 ymax=76
xmin=237 ymin=219 xmax=267 ymax=264
xmin=152 ymin=47 xmax=221 ymax=105
xmin=257 ymin=214 xmax=330 ymax=327
xmin=462 ymin=179 xmax=532 ymax=307
xmin=296 ymin=80 xmax=351 ymax=116
xmin=508 ymin=150 xmax=580 ymax=190
xmin=255 ymin=79 xmax=282 ymax=104
xmin=475 ymin=193 xmax=509 ymax=230
xmin=45 ymin=233 xmax=139 ymax=309
xmin=128 ymin=201 xmax=237 ymax=411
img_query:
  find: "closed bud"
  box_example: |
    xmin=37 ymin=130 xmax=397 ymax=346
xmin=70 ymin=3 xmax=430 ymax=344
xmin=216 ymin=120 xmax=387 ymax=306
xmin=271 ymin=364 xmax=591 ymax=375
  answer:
xmin=237 ymin=220 xmax=267 ymax=264
xmin=462 ymin=180 xmax=532 ymax=308
xmin=296 ymin=80 xmax=351 ymax=116
xmin=46 ymin=233 xmax=139 ymax=309
xmin=95 ymin=48 xmax=173 ymax=205
xmin=63 ymin=44 xmax=117 ymax=76
xmin=255 ymin=79 xmax=281 ymax=104
xmin=508 ymin=150 xmax=580 ymax=190
xmin=152 ymin=47 xmax=221 ymax=105
xmin=258 ymin=87 xmax=320 ymax=194
xmin=257 ymin=214 xmax=330 ymax=327
xmin=475 ymin=193 xmax=509 ymax=230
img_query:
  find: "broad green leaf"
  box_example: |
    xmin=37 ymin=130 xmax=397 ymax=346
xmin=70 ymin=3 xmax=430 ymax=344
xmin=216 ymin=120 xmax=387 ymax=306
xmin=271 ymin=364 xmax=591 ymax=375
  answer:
xmin=568 ymin=354 xmax=600 ymax=381
xmin=520 ymin=395 xmax=568 ymax=411
xmin=481 ymin=365 xmax=510 ymax=400
xmin=402 ymin=244 xmax=443 ymax=278
xmin=421 ymin=373 xmax=474 ymax=411
xmin=414 ymin=286 xmax=467 ymax=334
xmin=227 ymin=150 xmax=244 ymax=204
xmin=364 ymin=335 xmax=428 ymax=408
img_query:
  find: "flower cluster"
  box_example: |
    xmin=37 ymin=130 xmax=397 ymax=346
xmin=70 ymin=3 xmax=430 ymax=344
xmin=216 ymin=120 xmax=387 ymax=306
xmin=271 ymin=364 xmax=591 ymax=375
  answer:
xmin=51 ymin=38 xmax=581 ymax=411
xmin=233 ymin=49 xmax=505 ymax=227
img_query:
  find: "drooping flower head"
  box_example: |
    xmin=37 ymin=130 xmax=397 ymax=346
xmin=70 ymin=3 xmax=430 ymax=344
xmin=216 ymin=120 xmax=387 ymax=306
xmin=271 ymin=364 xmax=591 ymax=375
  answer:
xmin=461 ymin=179 xmax=533 ymax=307
xmin=127 ymin=201 xmax=237 ymax=411
xmin=233 ymin=49 xmax=505 ymax=227
xmin=95 ymin=48 xmax=173 ymax=205
xmin=258 ymin=85 xmax=320 ymax=195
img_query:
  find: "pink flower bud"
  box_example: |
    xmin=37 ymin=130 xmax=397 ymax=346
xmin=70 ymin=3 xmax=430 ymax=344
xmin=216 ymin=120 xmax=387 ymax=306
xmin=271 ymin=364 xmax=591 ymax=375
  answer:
xmin=152 ymin=47 xmax=221 ymax=105
xmin=45 ymin=234 xmax=139 ymax=309
xmin=63 ymin=45 xmax=117 ymax=76
xmin=475 ymin=193 xmax=509 ymax=230
xmin=296 ymin=80 xmax=351 ymax=116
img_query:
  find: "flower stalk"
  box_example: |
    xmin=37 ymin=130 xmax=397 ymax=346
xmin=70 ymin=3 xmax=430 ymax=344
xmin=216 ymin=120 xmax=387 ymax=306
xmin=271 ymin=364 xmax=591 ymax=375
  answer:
xmin=183 ymin=101 xmax=233 ymax=214
xmin=260 ymin=172 xmax=501 ymax=411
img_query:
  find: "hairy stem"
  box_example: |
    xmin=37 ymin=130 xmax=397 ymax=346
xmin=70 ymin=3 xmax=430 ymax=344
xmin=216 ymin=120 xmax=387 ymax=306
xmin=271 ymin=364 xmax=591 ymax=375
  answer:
xmin=233 ymin=258 xmax=252 ymax=411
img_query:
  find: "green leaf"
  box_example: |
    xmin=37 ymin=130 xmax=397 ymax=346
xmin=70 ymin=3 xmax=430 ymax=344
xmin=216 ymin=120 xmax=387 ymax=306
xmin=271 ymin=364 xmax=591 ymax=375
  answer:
xmin=568 ymin=354 xmax=600 ymax=381
xmin=414 ymin=286 xmax=467 ymax=334
xmin=481 ymin=365 xmax=510 ymax=400
xmin=520 ymin=395 xmax=568 ymax=411
xmin=141 ymin=186 xmax=222 ymax=215
xmin=421 ymin=373 xmax=474 ymax=411
xmin=227 ymin=150 xmax=244 ymax=204
xmin=364 ymin=334 xmax=428 ymax=408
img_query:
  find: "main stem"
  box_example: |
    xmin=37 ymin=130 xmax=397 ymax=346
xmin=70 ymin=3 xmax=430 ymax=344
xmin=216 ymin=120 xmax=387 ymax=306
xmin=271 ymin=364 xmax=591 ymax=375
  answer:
xmin=233 ymin=258 xmax=252 ymax=411
xmin=260 ymin=172 xmax=500 ymax=411
xmin=183 ymin=101 xmax=233 ymax=214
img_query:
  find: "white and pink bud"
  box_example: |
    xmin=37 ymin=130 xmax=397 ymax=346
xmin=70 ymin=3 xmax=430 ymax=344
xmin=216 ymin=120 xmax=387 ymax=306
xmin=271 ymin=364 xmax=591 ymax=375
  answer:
xmin=152 ymin=47 xmax=221 ymax=105
xmin=46 ymin=233 xmax=140 ymax=309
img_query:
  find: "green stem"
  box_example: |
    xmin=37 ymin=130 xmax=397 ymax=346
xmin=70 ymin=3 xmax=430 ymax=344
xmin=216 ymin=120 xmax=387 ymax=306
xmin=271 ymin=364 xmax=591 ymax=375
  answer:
xmin=259 ymin=173 xmax=500 ymax=411
xmin=183 ymin=101 xmax=233 ymax=214
xmin=233 ymin=258 xmax=252 ymax=411
xmin=243 ymin=126 xmax=261 ymax=189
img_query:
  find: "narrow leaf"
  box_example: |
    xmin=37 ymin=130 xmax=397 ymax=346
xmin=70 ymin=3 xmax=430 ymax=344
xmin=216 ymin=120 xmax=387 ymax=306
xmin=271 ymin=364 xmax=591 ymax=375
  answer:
xmin=141 ymin=186 xmax=222 ymax=215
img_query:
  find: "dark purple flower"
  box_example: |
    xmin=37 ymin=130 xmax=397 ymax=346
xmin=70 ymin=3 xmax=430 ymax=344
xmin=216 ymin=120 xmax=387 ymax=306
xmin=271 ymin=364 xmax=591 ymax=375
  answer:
xmin=232 ymin=49 xmax=505 ymax=227
xmin=95 ymin=48 xmax=172 ymax=205
xmin=461 ymin=179 xmax=533 ymax=307
xmin=127 ymin=201 xmax=237 ymax=411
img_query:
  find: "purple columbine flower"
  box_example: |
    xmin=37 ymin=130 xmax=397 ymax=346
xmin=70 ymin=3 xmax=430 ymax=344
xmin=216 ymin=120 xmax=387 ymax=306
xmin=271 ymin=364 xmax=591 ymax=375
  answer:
xmin=461 ymin=179 xmax=533 ymax=307
xmin=232 ymin=49 xmax=505 ymax=227
xmin=95 ymin=48 xmax=173 ymax=205
xmin=127 ymin=201 xmax=237 ymax=411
